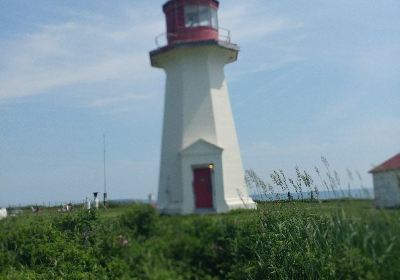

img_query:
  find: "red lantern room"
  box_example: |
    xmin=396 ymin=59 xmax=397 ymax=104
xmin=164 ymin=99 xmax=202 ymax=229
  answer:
xmin=163 ymin=0 xmax=220 ymax=45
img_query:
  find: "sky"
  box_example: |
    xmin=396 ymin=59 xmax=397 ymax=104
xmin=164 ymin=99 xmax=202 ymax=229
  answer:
xmin=1 ymin=0 xmax=399 ymax=206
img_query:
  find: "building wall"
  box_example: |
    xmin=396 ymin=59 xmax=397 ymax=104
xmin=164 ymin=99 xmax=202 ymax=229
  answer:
xmin=153 ymin=43 xmax=255 ymax=213
xmin=373 ymin=170 xmax=400 ymax=208
xmin=157 ymin=56 xmax=185 ymax=213
xmin=207 ymin=48 xmax=255 ymax=209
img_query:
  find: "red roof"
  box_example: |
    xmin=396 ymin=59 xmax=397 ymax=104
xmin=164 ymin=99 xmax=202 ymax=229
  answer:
xmin=370 ymin=153 xmax=400 ymax=173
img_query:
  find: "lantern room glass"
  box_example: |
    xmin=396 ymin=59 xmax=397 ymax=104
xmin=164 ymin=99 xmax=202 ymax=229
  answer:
xmin=184 ymin=5 xmax=218 ymax=29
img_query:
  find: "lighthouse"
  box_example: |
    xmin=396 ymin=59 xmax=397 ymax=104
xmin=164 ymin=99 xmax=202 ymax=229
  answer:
xmin=150 ymin=0 xmax=256 ymax=214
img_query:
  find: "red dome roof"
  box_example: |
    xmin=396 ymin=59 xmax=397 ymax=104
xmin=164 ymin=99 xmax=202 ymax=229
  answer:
xmin=163 ymin=0 xmax=219 ymax=11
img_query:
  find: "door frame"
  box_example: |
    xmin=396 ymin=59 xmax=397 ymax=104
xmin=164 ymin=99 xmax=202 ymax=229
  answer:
xmin=192 ymin=164 xmax=215 ymax=210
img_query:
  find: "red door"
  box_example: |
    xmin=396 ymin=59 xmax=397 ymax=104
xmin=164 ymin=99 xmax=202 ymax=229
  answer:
xmin=193 ymin=167 xmax=213 ymax=209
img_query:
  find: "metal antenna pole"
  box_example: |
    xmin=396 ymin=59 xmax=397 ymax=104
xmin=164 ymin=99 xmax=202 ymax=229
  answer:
xmin=103 ymin=134 xmax=107 ymax=206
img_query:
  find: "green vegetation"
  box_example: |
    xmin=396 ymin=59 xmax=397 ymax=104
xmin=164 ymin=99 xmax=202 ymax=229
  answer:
xmin=0 ymin=200 xmax=399 ymax=279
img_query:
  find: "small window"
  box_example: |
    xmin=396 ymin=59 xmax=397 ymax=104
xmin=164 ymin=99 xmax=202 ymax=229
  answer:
xmin=210 ymin=8 xmax=218 ymax=29
xmin=185 ymin=6 xmax=199 ymax=27
xmin=198 ymin=6 xmax=210 ymax=27
xmin=184 ymin=5 xmax=218 ymax=29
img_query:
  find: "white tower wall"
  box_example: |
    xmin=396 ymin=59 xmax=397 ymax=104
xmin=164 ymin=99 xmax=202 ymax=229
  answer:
xmin=152 ymin=42 xmax=256 ymax=214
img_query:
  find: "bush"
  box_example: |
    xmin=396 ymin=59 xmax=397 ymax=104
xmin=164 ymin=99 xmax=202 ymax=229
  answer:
xmin=0 ymin=201 xmax=399 ymax=279
xmin=119 ymin=204 xmax=158 ymax=239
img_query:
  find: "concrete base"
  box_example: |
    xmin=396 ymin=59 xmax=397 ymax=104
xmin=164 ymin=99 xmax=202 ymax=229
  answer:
xmin=158 ymin=198 xmax=257 ymax=215
xmin=225 ymin=198 xmax=257 ymax=211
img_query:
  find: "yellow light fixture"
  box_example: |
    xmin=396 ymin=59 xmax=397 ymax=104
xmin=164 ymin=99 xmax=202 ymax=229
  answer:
xmin=208 ymin=164 xmax=214 ymax=169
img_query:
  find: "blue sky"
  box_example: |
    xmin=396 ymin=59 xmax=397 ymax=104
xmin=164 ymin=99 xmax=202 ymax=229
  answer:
xmin=1 ymin=0 xmax=399 ymax=206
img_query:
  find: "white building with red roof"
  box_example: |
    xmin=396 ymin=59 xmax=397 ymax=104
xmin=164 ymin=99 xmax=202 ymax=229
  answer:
xmin=370 ymin=153 xmax=400 ymax=208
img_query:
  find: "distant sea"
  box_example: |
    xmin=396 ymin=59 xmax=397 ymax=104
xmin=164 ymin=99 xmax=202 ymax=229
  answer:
xmin=6 ymin=189 xmax=374 ymax=208
xmin=110 ymin=199 xmax=148 ymax=204
xmin=112 ymin=189 xmax=374 ymax=206
xmin=251 ymin=188 xmax=374 ymax=201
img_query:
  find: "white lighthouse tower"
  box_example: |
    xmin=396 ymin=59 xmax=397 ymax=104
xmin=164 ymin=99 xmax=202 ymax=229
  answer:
xmin=150 ymin=0 xmax=256 ymax=214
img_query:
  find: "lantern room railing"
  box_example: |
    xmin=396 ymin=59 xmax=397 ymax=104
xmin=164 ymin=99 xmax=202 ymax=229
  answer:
xmin=154 ymin=27 xmax=232 ymax=48
xmin=218 ymin=27 xmax=231 ymax=44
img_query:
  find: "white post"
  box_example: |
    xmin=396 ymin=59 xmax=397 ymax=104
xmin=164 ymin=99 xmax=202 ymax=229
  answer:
xmin=0 ymin=208 xmax=7 ymax=220
xmin=86 ymin=197 xmax=91 ymax=210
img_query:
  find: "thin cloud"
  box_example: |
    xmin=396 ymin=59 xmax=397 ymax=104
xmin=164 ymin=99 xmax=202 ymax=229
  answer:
xmin=88 ymin=93 xmax=150 ymax=108
xmin=353 ymin=45 xmax=400 ymax=82
xmin=0 ymin=5 xmax=161 ymax=104
xmin=219 ymin=0 xmax=305 ymax=81
xmin=220 ymin=0 xmax=303 ymax=43
xmin=0 ymin=1 xmax=302 ymax=104
xmin=232 ymin=55 xmax=305 ymax=79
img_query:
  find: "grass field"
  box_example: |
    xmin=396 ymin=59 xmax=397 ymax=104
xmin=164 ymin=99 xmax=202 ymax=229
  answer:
xmin=0 ymin=200 xmax=399 ymax=279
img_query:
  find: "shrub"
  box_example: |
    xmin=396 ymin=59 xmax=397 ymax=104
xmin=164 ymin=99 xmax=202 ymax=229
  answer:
xmin=119 ymin=204 xmax=158 ymax=239
xmin=0 ymin=201 xmax=399 ymax=279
